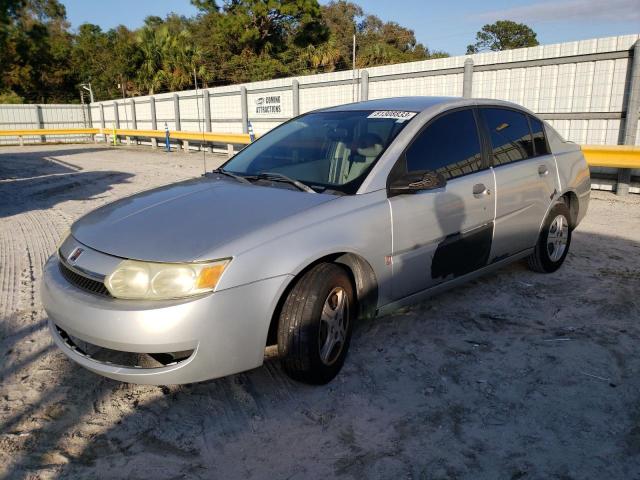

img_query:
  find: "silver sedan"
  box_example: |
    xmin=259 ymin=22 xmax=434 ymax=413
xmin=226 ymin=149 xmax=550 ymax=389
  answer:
xmin=42 ymin=97 xmax=590 ymax=385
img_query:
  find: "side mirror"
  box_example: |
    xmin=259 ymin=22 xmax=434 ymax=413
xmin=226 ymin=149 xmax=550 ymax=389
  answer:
xmin=388 ymin=170 xmax=447 ymax=196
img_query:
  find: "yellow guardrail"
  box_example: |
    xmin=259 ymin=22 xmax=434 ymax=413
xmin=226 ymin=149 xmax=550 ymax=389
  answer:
xmin=0 ymin=129 xmax=637 ymax=168
xmin=0 ymin=127 xmax=251 ymax=145
xmin=581 ymin=145 xmax=640 ymax=169
xmin=0 ymin=128 xmax=100 ymax=136
xmin=112 ymin=129 xmax=252 ymax=144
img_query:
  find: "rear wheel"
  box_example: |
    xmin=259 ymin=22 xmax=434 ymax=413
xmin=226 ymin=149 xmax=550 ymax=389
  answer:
xmin=277 ymin=263 xmax=354 ymax=384
xmin=527 ymin=202 xmax=572 ymax=273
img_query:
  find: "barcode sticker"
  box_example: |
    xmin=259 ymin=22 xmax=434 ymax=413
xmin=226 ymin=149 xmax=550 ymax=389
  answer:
xmin=367 ymin=111 xmax=417 ymax=122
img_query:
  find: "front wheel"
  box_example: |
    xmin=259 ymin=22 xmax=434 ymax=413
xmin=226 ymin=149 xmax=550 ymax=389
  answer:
xmin=277 ymin=263 xmax=355 ymax=384
xmin=527 ymin=202 xmax=572 ymax=273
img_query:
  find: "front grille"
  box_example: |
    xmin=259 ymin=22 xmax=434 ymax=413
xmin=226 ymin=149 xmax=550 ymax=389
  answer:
xmin=56 ymin=325 xmax=194 ymax=368
xmin=58 ymin=261 xmax=112 ymax=297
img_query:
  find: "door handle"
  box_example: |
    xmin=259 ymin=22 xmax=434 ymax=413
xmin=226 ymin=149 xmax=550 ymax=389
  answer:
xmin=472 ymin=183 xmax=490 ymax=196
xmin=538 ymin=165 xmax=549 ymax=176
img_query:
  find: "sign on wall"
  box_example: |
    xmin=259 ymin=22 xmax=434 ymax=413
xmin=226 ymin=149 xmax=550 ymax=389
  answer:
xmin=255 ymin=95 xmax=282 ymax=115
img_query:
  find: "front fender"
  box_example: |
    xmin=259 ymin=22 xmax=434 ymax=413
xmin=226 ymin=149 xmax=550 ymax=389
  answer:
xmin=211 ymin=190 xmax=394 ymax=307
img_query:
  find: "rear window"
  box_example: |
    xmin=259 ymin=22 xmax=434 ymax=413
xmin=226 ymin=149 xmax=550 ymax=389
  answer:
xmin=529 ymin=116 xmax=551 ymax=156
xmin=481 ymin=108 xmax=534 ymax=166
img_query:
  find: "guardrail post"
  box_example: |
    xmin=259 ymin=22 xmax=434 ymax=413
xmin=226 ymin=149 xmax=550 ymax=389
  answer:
xmin=173 ymin=93 xmax=184 ymax=152
xmin=203 ymin=89 xmax=212 ymax=152
xmin=150 ymin=96 xmax=157 ymax=149
xmin=292 ymin=80 xmax=300 ymax=117
xmin=99 ymin=104 xmax=107 ymax=143
xmin=113 ymin=102 xmax=120 ymax=144
xmin=240 ymin=86 xmax=248 ymax=134
xmin=129 ymin=98 xmax=137 ymax=145
xmin=463 ymin=58 xmax=474 ymax=98
xmin=85 ymin=104 xmax=95 ymax=142
xmin=360 ymin=70 xmax=369 ymax=101
xmin=173 ymin=94 xmax=181 ymax=131
xmin=35 ymin=105 xmax=45 ymax=143
xmin=227 ymin=144 xmax=234 ymax=158
xmin=618 ymin=39 xmax=640 ymax=195
xmin=203 ymin=90 xmax=212 ymax=132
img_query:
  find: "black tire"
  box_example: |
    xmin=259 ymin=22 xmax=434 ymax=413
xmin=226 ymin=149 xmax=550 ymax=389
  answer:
xmin=277 ymin=263 xmax=355 ymax=384
xmin=527 ymin=202 xmax=572 ymax=273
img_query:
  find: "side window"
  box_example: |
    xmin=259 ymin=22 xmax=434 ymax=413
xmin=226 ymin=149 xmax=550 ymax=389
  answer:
xmin=481 ymin=108 xmax=534 ymax=166
xmin=405 ymin=109 xmax=483 ymax=180
xmin=529 ymin=115 xmax=551 ymax=156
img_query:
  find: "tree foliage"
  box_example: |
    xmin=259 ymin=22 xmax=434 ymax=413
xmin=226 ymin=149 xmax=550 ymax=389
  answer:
xmin=466 ymin=20 xmax=539 ymax=54
xmin=0 ymin=0 xmax=449 ymax=103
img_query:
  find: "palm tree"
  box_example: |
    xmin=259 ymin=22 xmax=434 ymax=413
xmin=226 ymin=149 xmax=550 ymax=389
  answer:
xmin=303 ymin=38 xmax=341 ymax=72
xmin=136 ymin=26 xmax=168 ymax=94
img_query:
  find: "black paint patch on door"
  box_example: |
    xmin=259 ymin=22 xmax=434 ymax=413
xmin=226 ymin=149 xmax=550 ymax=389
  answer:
xmin=431 ymin=222 xmax=494 ymax=279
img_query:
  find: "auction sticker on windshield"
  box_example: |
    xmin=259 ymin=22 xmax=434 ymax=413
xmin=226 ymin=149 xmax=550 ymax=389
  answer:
xmin=367 ymin=111 xmax=417 ymax=122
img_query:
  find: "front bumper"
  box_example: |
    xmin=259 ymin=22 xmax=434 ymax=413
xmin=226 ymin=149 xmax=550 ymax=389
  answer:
xmin=42 ymin=256 xmax=291 ymax=384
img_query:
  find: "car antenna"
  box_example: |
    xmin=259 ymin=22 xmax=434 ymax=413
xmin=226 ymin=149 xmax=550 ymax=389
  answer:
xmin=193 ymin=68 xmax=207 ymax=176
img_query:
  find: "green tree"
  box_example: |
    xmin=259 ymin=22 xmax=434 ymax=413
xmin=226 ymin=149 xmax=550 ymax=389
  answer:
xmin=319 ymin=1 xmax=447 ymax=70
xmin=466 ymin=20 xmax=539 ymax=54
xmin=217 ymin=0 xmax=328 ymax=55
xmin=0 ymin=0 xmax=452 ymax=102
xmin=301 ymin=37 xmax=341 ymax=71
xmin=107 ymin=26 xmax=141 ymax=97
xmin=136 ymin=25 xmax=168 ymax=94
xmin=71 ymin=24 xmax=116 ymax=100
xmin=190 ymin=0 xmax=219 ymax=14
xmin=1 ymin=0 xmax=76 ymax=102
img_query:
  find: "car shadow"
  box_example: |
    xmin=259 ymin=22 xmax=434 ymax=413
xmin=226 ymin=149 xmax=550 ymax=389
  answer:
xmin=1 ymin=226 xmax=638 ymax=478
xmin=0 ymin=146 xmax=111 ymax=180
xmin=0 ymin=146 xmax=133 ymax=219
xmin=0 ymin=170 xmax=134 ymax=218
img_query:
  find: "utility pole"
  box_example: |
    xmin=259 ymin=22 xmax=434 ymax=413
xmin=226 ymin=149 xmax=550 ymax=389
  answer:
xmin=79 ymin=89 xmax=88 ymax=127
xmin=119 ymin=77 xmax=129 ymax=128
xmin=80 ymin=83 xmax=94 ymax=103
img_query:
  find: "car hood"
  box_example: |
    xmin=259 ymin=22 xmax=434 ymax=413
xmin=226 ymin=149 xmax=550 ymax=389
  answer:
xmin=71 ymin=176 xmax=337 ymax=262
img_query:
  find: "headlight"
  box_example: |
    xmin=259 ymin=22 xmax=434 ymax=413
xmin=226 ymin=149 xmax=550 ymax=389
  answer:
xmin=105 ymin=258 xmax=230 ymax=300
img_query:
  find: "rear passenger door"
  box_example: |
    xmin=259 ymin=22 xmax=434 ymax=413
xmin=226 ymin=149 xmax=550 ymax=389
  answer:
xmin=389 ymin=108 xmax=496 ymax=300
xmin=479 ymin=108 xmax=559 ymax=261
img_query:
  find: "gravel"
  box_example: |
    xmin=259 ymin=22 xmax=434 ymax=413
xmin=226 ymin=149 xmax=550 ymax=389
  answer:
xmin=1 ymin=144 xmax=639 ymax=479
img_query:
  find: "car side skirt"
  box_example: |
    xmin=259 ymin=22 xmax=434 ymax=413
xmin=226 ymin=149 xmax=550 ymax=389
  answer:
xmin=376 ymin=248 xmax=533 ymax=316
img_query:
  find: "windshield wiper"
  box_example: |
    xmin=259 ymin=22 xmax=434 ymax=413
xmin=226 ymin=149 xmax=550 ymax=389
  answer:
xmin=210 ymin=168 xmax=252 ymax=184
xmin=256 ymin=172 xmax=317 ymax=194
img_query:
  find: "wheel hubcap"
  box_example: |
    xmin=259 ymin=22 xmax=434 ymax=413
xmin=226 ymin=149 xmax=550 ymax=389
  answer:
xmin=546 ymin=214 xmax=569 ymax=262
xmin=318 ymin=287 xmax=349 ymax=366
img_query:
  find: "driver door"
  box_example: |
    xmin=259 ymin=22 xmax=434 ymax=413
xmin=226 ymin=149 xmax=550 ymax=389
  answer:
xmin=388 ymin=108 xmax=496 ymax=300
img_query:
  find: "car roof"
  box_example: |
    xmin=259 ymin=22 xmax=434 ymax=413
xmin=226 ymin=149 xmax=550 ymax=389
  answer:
xmin=317 ymin=96 xmax=536 ymax=116
xmin=318 ymin=96 xmax=466 ymax=113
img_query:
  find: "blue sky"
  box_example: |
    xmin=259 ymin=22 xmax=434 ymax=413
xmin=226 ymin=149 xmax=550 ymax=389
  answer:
xmin=62 ymin=0 xmax=640 ymax=55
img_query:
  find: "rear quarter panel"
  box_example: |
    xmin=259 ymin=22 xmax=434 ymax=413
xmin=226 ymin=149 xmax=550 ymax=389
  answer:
xmin=546 ymin=124 xmax=591 ymax=226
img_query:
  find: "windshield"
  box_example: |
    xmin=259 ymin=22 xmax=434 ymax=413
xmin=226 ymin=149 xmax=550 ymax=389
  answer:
xmin=221 ymin=110 xmax=416 ymax=194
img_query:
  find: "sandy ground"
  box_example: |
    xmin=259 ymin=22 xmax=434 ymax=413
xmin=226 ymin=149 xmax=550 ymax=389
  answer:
xmin=1 ymin=144 xmax=639 ymax=480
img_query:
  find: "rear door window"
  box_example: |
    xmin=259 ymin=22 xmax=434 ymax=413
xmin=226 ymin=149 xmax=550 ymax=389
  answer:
xmin=528 ymin=115 xmax=551 ymax=156
xmin=481 ymin=108 xmax=534 ymax=166
xmin=404 ymin=109 xmax=483 ymax=180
